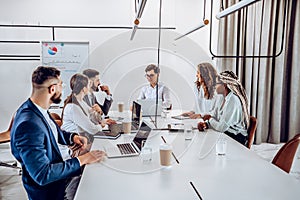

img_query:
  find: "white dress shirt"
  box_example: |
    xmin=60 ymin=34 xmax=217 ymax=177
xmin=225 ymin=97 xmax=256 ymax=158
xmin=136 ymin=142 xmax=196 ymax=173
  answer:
xmin=61 ymin=101 xmax=102 ymax=135
xmin=34 ymin=103 xmax=71 ymax=160
xmin=138 ymin=82 xmax=172 ymax=108
xmin=193 ymin=85 xmax=223 ymax=115
xmin=208 ymin=91 xmax=247 ymax=136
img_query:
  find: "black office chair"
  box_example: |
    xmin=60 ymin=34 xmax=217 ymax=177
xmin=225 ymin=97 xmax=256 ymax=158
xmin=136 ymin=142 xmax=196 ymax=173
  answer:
xmin=0 ymin=115 xmax=22 ymax=175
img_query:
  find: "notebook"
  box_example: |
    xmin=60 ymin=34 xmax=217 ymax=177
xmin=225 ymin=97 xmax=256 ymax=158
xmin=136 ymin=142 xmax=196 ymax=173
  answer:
xmin=93 ymin=130 xmax=121 ymax=140
xmin=136 ymin=99 xmax=163 ymax=116
xmin=104 ymin=122 xmax=151 ymax=158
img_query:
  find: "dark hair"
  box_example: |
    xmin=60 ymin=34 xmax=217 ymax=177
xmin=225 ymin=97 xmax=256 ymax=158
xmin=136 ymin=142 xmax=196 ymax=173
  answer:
xmin=145 ymin=64 xmax=160 ymax=74
xmin=196 ymin=63 xmax=218 ymax=99
xmin=69 ymin=73 xmax=89 ymax=95
xmin=83 ymin=69 xmax=99 ymax=79
xmin=63 ymin=73 xmax=89 ymax=117
xmin=32 ymin=66 xmax=60 ymax=85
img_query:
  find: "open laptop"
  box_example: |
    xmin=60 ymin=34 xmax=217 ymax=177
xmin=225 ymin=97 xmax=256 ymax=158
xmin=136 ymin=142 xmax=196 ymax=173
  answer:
xmin=104 ymin=122 xmax=151 ymax=158
xmin=131 ymin=101 xmax=141 ymax=131
xmin=136 ymin=99 xmax=163 ymax=117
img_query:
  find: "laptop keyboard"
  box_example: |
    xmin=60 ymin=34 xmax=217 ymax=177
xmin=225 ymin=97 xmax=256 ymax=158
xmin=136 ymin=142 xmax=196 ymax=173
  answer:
xmin=117 ymin=143 xmax=137 ymax=155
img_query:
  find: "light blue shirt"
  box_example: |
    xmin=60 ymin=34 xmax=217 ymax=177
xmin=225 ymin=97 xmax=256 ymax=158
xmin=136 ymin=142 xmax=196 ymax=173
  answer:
xmin=138 ymin=82 xmax=172 ymax=108
xmin=208 ymin=91 xmax=247 ymax=136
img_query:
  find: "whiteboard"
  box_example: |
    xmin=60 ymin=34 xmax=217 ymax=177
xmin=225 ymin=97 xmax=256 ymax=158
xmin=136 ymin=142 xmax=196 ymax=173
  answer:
xmin=41 ymin=41 xmax=89 ymax=107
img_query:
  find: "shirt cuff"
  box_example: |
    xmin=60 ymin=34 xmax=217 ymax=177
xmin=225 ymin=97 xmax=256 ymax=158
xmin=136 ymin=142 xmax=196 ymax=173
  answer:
xmin=76 ymin=157 xmax=82 ymax=166
xmin=105 ymin=94 xmax=112 ymax=100
xmin=70 ymin=132 xmax=79 ymax=145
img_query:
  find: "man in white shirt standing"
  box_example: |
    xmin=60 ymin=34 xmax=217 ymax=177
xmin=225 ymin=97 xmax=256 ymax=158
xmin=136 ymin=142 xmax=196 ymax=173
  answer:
xmin=138 ymin=64 xmax=172 ymax=109
xmin=83 ymin=69 xmax=113 ymax=116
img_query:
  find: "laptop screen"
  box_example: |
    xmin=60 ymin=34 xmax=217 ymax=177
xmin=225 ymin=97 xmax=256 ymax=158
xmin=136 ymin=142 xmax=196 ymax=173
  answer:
xmin=132 ymin=122 xmax=151 ymax=150
xmin=136 ymin=99 xmax=163 ymax=116
xmin=132 ymin=101 xmax=141 ymax=127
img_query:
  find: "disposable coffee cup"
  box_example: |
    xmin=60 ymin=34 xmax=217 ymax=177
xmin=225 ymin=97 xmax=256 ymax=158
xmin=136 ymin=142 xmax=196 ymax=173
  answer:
xmin=160 ymin=143 xmax=172 ymax=167
xmin=118 ymin=102 xmax=124 ymax=112
xmin=122 ymin=121 xmax=131 ymax=134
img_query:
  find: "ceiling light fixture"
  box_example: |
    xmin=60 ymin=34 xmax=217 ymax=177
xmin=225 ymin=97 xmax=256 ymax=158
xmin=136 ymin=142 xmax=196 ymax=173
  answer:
xmin=130 ymin=0 xmax=147 ymax=40
xmin=174 ymin=0 xmax=209 ymax=41
xmin=174 ymin=19 xmax=209 ymax=41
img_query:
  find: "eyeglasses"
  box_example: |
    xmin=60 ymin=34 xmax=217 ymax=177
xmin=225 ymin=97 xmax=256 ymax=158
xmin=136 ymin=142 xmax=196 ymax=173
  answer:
xmin=145 ymin=74 xmax=156 ymax=78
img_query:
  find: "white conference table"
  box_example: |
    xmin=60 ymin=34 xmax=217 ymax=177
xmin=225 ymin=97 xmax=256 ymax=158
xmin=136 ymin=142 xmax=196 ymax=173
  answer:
xmin=75 ymin=116 xmax=300 ymax=200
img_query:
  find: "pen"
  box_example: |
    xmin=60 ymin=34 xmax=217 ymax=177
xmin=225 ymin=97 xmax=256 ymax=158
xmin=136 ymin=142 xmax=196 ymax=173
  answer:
xmin=189 ymin=181 xmax=203 ymax=200
xmin=161 ymin=136 xmax=180 ymax=164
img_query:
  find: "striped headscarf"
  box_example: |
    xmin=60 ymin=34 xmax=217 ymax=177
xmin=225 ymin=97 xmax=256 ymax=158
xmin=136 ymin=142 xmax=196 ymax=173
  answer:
xmin=219 ymin=71 xmax=250 ymax=129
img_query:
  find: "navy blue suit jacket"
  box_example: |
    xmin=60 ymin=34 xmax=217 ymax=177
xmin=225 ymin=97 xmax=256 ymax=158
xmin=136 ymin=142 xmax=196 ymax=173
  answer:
xmin=10 ymin=99 xmax=81 ymax=200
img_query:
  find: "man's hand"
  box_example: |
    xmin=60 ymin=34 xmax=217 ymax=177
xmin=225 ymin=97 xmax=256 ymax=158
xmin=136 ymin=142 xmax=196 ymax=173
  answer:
xmin=78 ymin=150 xmax=106 ymax=166
xmin=105 ymin=119 xmax=116 ymax=125
xmin=72 ymin=135 xmax=87 ymax=150
xmin=92 ymin=104 xmax=103 ymax=114
xmin=100 ymin=85 xmax=111 ymax=95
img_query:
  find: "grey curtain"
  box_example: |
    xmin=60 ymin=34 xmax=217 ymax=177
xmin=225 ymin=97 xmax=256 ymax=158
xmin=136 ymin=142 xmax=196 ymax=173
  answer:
xmin=216 ymin=0 xmax=300 ymax=144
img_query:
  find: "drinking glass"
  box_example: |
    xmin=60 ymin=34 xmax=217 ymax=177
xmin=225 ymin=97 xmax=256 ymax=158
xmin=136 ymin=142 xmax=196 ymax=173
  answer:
xmin=184 ymin=123 xmax=193 ymax=140
xmin=216 ymin=136 xmax=227 ymax=155
xmin=140 ymin=140 xmax=152 ymax=163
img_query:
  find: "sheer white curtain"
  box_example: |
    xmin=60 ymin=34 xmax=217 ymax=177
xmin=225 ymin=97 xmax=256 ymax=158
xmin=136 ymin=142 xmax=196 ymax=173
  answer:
xmin=216 ymin=0 xmax=300 ymax=144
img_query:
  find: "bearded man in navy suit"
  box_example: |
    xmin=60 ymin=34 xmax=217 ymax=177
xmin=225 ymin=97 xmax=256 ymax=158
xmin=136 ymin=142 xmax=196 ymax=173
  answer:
xmin=11 ymin=66 xmax=106 ymax=200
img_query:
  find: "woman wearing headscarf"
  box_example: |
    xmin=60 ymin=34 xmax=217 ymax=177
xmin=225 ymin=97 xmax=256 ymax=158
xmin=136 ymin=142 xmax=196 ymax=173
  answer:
xmin=198 ymin=71 xmax=250 ymax=146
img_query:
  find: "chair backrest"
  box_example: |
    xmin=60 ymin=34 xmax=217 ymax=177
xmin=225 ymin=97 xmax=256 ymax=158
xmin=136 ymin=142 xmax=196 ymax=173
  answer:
xmin=247 ymin=116 xmax=258 ymax=149
xmin=0 ymin=115 xmax=15 ymax=144
xmin=271 ymin=134 xmax=300 ymax=173
xmin=50 ymin=112 xmax=62 ymax=127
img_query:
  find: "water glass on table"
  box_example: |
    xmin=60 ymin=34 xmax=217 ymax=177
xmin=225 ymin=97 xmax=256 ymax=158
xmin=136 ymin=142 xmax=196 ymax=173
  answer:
xmin=184 ymin=123 xmax=193 ymax=140
xmin=216 ymin=136 xmax=227 ymax=156
xmin=140 ymin=140 xmax=152 ymax=163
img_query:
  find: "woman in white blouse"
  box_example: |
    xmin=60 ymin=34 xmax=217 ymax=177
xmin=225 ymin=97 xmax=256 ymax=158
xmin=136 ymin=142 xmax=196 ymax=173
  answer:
xmin=61 ymin=73 xmax=115 ymax=143
xmin=182 ymin=62 xmax=222 ymax=119
xmin=198 ymin=71 xmax=250 ymax=146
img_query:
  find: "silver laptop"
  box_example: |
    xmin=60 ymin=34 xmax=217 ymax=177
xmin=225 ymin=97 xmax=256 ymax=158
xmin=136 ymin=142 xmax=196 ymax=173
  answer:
xmin=136 ymin=99 xmax=163 ymax=117
xmin=104 ymin=122 xmax=151 ymax=158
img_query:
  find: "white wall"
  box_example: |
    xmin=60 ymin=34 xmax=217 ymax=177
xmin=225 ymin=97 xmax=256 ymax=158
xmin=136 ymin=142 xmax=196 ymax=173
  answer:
xmin=0 ymin=0 xmax=220 ymax=130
